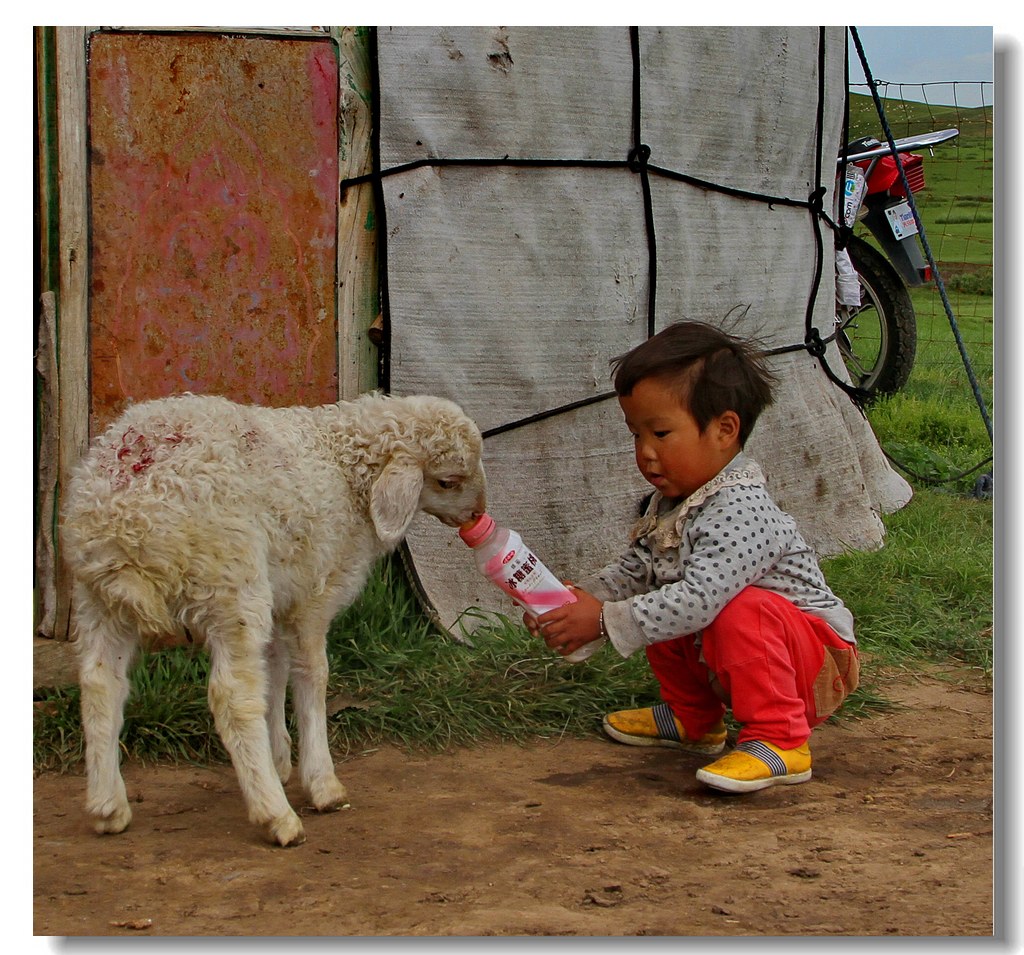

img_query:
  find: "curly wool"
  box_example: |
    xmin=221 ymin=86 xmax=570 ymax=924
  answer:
xmin=62 ymin=390 xmax=486 ymax=847
xmin=63 ymin=391 xmax=482 ymax=639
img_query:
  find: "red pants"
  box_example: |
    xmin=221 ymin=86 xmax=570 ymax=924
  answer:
xmin=646 ymin=587 xmax=859 ymax=749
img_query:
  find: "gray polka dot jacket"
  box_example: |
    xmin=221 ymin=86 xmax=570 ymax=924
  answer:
xmin=581 ymin=452 xmax=856 ymax=659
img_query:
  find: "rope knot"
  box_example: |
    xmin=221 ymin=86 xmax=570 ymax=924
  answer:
xmin=804 ymin=327 xmax=827 ymax=358
xmin=808 ymin=186 xmax=826 ymax=214
xmin=628 ymin=144 xmax=652 ymax=172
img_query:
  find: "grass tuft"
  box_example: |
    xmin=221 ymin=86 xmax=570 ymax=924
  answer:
xmin=821 ymin=488 xmax=992 ymax=671
xmin=322 ymin=559 xmax=663 ymax=753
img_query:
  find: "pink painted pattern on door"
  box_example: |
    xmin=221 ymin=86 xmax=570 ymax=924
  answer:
xmin=87 ymin=32 xmax=339 ymax=434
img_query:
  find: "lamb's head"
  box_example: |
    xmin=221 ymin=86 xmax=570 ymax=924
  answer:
xmin=368 ymin=395 xmax=487 ymax=548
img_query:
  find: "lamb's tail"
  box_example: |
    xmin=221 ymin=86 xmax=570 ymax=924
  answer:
xmin=81 ymin=562 xmax=182 ymax=641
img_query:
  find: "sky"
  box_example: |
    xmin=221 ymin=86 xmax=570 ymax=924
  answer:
xmin=847 ymin=26 xmax=994 ymax=108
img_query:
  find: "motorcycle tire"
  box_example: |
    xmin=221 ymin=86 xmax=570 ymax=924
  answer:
xmin=836 ymin=234 xmax=917 ymax=398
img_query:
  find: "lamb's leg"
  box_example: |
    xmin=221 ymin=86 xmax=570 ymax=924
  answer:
xmin=265 ymin=638 xmax=293 ymax=784
xmin=289 ymin=613 xmax=349 ymax=812
xmin=77 ymin=603 xmax=136 ymax=835
xmin=205 ymin=608 xmax=304 ymax=847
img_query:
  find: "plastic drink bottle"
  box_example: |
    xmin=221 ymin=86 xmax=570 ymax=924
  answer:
xmin=458 ymin=513 xmax=607 ymax=663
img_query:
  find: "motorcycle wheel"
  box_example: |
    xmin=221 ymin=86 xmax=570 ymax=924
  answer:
xmin=836 ymin=234 xmax=917 ymax=398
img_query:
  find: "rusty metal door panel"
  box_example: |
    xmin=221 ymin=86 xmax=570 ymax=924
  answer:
xmin=87 ymin=31 xmax=339 ymax=434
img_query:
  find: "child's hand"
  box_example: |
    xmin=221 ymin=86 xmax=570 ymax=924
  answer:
xmin=525 ymin=584 xmax=604 ymax=657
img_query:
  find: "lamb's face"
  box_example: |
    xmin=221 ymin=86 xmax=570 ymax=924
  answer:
xmin=418 ymin=452 xmax=487 ymax=528
xmin=367 ymin=396 xmax=487 ymax=542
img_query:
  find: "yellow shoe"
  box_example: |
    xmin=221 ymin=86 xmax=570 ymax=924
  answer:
xmin=602 ymin=703 xmax=726 ymax=755
xmin=696 ymin=740 xmax=812 ymax=793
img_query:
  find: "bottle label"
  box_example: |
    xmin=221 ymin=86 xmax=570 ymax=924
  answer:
xmin=484 ymin=546 xmax=577 ymax=616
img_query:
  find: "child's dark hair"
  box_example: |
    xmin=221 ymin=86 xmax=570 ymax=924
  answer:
xmin=610 ymin=320 xmax=777 ymax=446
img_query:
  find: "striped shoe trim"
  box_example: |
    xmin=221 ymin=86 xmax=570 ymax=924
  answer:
xmin=651 ymin=703 xmax=682 ymax=743
xmin=736 ymin=740 xmax=788 ymax=777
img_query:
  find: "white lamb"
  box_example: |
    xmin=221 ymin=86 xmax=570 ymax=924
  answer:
xmin=61 ymin=392 xmax=486 ymax=847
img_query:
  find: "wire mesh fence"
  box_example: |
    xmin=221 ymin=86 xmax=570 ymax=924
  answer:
xmin=846 ymin=79 xmax=993 ymax=491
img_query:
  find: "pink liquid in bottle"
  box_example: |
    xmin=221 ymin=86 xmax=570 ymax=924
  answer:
xmin=459 ymin=514 xmax=606 ymax=662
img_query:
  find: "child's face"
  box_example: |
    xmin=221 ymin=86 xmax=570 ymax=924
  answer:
xmin=619 ymin=376 xmax=741 ymax=501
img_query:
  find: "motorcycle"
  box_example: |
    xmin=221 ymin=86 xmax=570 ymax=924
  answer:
xmin=834 ymin=127 xmax=959 ymax=397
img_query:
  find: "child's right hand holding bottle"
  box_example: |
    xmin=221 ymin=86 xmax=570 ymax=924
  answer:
xmin=527 ymin=585 xmax=608 ymax=662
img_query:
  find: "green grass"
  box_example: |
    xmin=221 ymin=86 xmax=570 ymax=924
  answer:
xmin=320 ymin=560 xmax=663 ymax=751
xmin=868 ymin=391 xmax=991 ymax=491
xmin=822 ymin=489 xmax=992 ymax=671
xmin=865 ymin=282 xmax=992 ymax=493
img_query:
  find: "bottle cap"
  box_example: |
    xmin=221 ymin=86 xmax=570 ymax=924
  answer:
xmin=458 ymin=513 xmax=495 ymax=547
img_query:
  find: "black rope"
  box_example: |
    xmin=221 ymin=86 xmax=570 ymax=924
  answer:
xmin=340 ymin=147 xmax=824 ymax=215
xmin=799 ymin=29 xmax=872 ymax=406
xmin=358 ymin=27 xmax=863 ymax=433
xmin=812 ymin=28 xmax=826 ymax=190
xmin=641 ymin=163 xmax=815 ymax=212
xmin=367 ymin=27 xmax=391 ymax=392
xmin=629 ymin=26 xmax=657 ymax=338
xmin=883 ymin=449 xmax=993 ymax=488
xmin=482 ymin=390 xmax=617 ymax=440
xmin=836 ymin=36 xmax=853 ymax=253
xmin=340 ymin=155 xmax=631 ymax=195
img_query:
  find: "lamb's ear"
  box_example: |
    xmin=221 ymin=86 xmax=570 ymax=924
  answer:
xmin=370 ymin=458 xmax=424 ymax=548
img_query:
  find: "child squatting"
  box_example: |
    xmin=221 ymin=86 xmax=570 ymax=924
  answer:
xmin=525 ymin=321 xmax=859 ymax=793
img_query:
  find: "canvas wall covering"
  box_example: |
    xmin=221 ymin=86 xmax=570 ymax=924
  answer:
xmin=369 ymin=26 xmax=911 ymax=632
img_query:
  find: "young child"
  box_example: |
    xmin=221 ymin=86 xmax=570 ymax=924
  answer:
xmin=527 ymin=320 xmax=859 ymax=793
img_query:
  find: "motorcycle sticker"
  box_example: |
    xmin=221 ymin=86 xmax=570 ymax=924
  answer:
xmin=884 ymin=201 xmax=919 ymax=241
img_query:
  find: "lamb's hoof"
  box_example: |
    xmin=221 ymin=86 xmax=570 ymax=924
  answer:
xmin=308 ymin=776 xmax=350 ymax=813
xmin=267 ymin=811 xmax=305 ymax=847
xmin=91 ymin=803 xmax=132 ymax=835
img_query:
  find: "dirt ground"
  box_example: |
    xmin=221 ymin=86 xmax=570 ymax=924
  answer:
xmin=33 ymin=665 xmax=993 ymax=939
